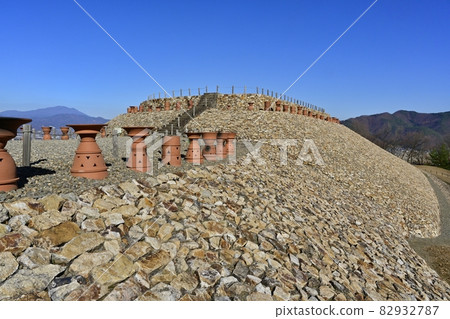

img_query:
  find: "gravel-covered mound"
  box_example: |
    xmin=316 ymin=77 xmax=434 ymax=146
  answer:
xmin=0 ymin=110 xmax=448 ymax=301
xmin=106 ymin=111 xmax=183 ymax=134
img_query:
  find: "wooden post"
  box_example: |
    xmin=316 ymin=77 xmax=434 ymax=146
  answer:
xmin=22 ymin=124 xmax=31 ymax=167
xmin=198 ymin=88 xmax=201 ymax=95
xmin=232 ymin=86 xmax=234 ymax=94
xmin=188 ymin=88 xmax=191 ymax=96
xmin=112 ymin=128 xmax=119 ymax=158
xmin=244 ymin=85 xmax=246 ymax=95
xmin=256 ymin=87 xmax=259 ymax=94
xmin=216 ymin=85 xmax=219 ymax=93
xmin=172 ymin=90 xmax=175 ymax=97
xmin=205 ymin=85 xmax=208 ymax=93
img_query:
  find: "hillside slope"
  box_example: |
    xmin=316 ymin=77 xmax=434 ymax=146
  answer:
xmin=342 ymin=110 xmax=450 ymax=149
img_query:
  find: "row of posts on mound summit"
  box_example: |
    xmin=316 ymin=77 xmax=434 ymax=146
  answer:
xmin=0 ymin=117 xmax=237 ymax=192
xmin=126 ymin=100 xmax=339 ymax=123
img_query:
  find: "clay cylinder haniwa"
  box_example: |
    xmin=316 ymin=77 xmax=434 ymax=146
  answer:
xmin=188 ymin=100 xmax=194 ymax=110
xmin=60 ymin=127 xmax=69 ymax=140
xmin=290 ymin=106 xmax=297 ymax=114
xmin=68 ymin=124 xmax=108 ymax=180
xmin=248 ymin=102 xmax=254 ymax=111
xmin=202 ymin=132 xmax=217 ymax=161
xmin=123 ymin=127 xmax=153 ymax=173
xmin=216 ymin=133 xmax=227 ymax=160
xmin=275 ymin=101 xmax=282 ymax=112
xmin=297 ymin=107 xmax=302 ymax=115
xmin=303 ymin=109 xmax=308 ymax=116
xmin=42 ymin=127 xmax=52 ymax=140
xmin=319 ymin=115 xmax=324 ymax=120
xmin=223 ymin=132 xmax=236 ymax=157
xmin=164 ymin=101 xmax=171 ymax=111
xmin=176 ymin=102 xmax=181 ymax=110
xmin=308 ymin=111 xmax=312 ymax=117
xmin=100 ymin=127 xmax=106 ymax=138
xmin=283 ymin=104 xmax=289 ymax=112
xmin=162 ymin=135 xmax=181 ymax=167
xmin=185 ymin=133 xmax=204 ymax=165
xmin=0 ymin=117 xmax=32 ymax=191
xmin=264 ymin=101 xmax=271 ymax=111
xmin=155 ymin=106 xmax=161 ymax=112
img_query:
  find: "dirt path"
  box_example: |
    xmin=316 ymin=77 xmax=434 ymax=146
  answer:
xmin=408 ymin=173 xmax=450 ymax=284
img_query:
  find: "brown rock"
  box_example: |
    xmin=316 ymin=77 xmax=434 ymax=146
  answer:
xmin=39 ymin=194 xmax=64 ymax=211
xmin=171 ymin=272 xmax=199 ymax=293
xmin=0 ymin=233 xmax=30 ymax=255
xmin=111 ymin=205 xmax=139 ymax=218
xmin=91 ymin=254 xmax=136 ymax=286
xmin=36 ymin=221 xmax=81 ymax=247
xmin=157 ymin=223 xmax=174 ymax=242
xmin=125 ymin=241 xmax=151 ymax=261
xmin=103 ymin=277 xmax=143 ymax=301
xmin=69 ymin=251 xmax=113 ymax=276
xmin=0 ymin=252 xmax=18 ymax=282
xmin=28 ymin=210 xmax=69 ymax=231
xmin=58 ymin=232 xmax=105 ymax=261
xmin=137 ymin=250 xmax=171 ymax=274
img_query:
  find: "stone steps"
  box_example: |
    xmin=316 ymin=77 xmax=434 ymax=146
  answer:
xmin=157 ymin=93 xmax=219 ymax=135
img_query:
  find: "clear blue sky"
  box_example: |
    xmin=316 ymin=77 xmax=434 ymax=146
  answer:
xmin=1 ymin=0 xmax=449 ymax=120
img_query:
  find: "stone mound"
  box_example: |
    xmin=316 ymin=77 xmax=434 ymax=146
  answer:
xmin=0 ymin=109 xmax=449 ymax=300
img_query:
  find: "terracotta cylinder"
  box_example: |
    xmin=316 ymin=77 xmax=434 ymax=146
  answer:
xmin=303 ymin=109 xmax=308 ymax=116
xmin=0 ymin=117 xmax=32 ymax=191
xmin=223 ymin=132 xmax=236 ymax=157
xmin=283 ymin=105 xmax=289 ymax=112
xmin=60 ymin=127 xmax=69 ymax=140
xmin=297 ymin=107 xmax=302 ymax=115
xmin=148 ymin=106 xmax=153 ymax=113
xmin=67 ymin=124 xmax=108 ymax=180
xmin=155 ymin=106 xmax=161 ymax=112
xmin=164 ymin=101 xmax=171 ymax=111
xmin=290 ymin=106 xmax=297 ymax=114
xmin=202 ymin=132 xmax=217 ymax=161
xmin=319 ymin=115 xmax=324 ymax=120
xmin=42 ymin=127 xmax=52 ymax=140
xmin=216 ymin=133 xmax=227 ymax=160
xmin=139 ymin=105 xmax=144 ymax=112
xmin=162 ymin=135 xmax=181 ymax=167
xmin=123 ymin=127 xmax=153 ymax=173
xmin=188 ymin=100 xmax=194 ymax=110
xmin=100 ymin=127 xmax=106 ymax=138
xmin=176 ymin=102 xmax=181 ymax=110
xmin=185 ymin=133 xmax=204 ymax=165
xmin=308 ymin=111 xmax=312 ymax=117
xmin=275 ymin=101 xmax=282 ymax=112
xmin=264 ymin=101 xmax=271 ymax=111
xmin=127 ymin=107 xmax=131 ymax=113
xmin=248 ymin=102 xmax=254 ymax=111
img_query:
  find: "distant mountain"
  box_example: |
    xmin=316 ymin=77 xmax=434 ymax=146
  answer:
xmin=0 ymin=106 xmax=109 ymax=133
xmin=342 ymin=110 xmax=450 ymax=151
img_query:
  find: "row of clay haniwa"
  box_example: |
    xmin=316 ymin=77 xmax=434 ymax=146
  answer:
xmin=126 ymin=100 xmax=339 ymax=123
xmin=39 ymin=126 xmax=107 ymax=140
xmin=247 ymin=101 xmax=340 ymax=123
xmin=0 ymin=118 xmax=237 ymax=191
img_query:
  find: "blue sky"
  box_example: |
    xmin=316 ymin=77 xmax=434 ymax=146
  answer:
xmin=0 ymin=0 xmax=449 ymax=120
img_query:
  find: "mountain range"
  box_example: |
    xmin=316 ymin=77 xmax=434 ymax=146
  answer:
xmin=0 ymin=106 xmax=109 ymax=133
xmin=342 ymin=110 xmax=450 ymax=151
